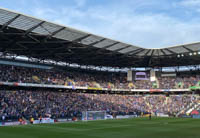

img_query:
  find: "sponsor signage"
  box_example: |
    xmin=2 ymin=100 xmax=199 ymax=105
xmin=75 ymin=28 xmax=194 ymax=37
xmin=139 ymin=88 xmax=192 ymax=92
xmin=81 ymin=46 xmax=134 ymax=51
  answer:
xmin=191 ymin=110 xmax=199 ymax=115
xmin=131 ymin=89 xmax=149 ymax=92
xmin=161 ymin=74 xmax=176 ymax=77
xmin=135 ymin=72 xmax=149 ymax=80
xmin=0 ymin=82 xmax=191 ymax=92
xmin=156 ymin=113 xmax=169 ymax=117
xmin=111 ymin=89 xmax=129 ymax=92
xmin=33 ymin=118 xmax=54 ymax=124
xmin=57 ymin=119 xmax=72 ymax=122
xmin=88 ymin=87 xmax=102 ymax=90
xmin=150 ymin=89 xmax=162 ymax=92
xmin=192 ymin=115 xmax=200 ymax=119
xmin=180 ymin=115 xmax=192 ymax=118
xmin=116 ymin=115 xmax=137 ymax=119
xmin=105 ymin=115 xmax=113 ymax=119
xmin=2 ymin=122 xmax=20 ymax=126
xmin=163 ymin=89 xmax=170 ymax=92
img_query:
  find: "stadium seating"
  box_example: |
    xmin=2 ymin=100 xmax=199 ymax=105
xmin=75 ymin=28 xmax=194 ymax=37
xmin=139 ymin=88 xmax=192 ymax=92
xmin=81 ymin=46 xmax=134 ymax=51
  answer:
xmin=0 ymin=90 xmax=199 ymax=121
xmin=0 ymin=65 xmax=199 ymax=89
xmin=1 ymin=64 xmax=200 ymax=121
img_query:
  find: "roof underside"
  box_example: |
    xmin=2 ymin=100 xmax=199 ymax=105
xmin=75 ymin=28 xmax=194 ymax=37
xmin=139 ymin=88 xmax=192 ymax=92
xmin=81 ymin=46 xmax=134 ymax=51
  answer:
xmin=0 ymin=8 xmax=200 ymax=68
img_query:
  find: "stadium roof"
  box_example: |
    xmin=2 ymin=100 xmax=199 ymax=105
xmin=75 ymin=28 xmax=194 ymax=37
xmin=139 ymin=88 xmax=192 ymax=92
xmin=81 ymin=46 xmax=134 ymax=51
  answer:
xmin=0 ymin=7 xmax=200 ymax=68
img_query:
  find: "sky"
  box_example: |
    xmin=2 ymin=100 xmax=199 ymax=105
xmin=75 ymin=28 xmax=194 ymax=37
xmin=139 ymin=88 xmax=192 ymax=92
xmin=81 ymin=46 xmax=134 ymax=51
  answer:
xmin=1 ymin=0 xmax=200 ymax=48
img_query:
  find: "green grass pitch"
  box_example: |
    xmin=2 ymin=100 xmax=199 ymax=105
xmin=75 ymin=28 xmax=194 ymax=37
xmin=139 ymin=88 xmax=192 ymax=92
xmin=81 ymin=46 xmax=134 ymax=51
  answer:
xmin=0 ymin=117 xmax=200 ymax=138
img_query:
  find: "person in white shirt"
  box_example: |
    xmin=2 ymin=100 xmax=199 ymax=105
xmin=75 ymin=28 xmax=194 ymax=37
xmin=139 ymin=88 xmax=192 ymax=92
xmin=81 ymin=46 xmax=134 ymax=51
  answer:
xmin=2 ymin=115 xmax=5 ymax=122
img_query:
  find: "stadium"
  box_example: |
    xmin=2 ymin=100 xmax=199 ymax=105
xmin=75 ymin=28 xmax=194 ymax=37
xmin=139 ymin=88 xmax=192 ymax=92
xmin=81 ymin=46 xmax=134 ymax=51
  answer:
xmin=0 ymin=3 xmax=200 ymax=138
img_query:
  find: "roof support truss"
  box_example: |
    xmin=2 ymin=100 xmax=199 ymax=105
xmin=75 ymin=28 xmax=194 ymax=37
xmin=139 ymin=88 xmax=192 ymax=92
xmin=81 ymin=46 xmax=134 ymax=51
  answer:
xmin=0 ymin=14 xmax=20 ymax=31
xmin=84 ymin=38 xmax=107 ymax=48
xmin=144 ymin=49 xmax=151 ymax=56
xmin=113 ymin=45 xmax=132 ymax=52
xmin=160 ymin=49 xmax=167 ymax=56
xmin=72 ymin=34 xmax=91 ymax=43
xmin=49 ymin=27 xmax=66 ymax=37
xmin=96 ymin=42 xmax=120 ymax=53
xmin=24 ymin=21 xmax=45 ymax=35
xmin=131 ymin=49 xmax=146 ymax=56
xmin=125 ymin=48 xmax=144 ymax=55
xmin=165 ymin=49 xmax=177 ymax=55
xmin=182 ymin=46 xmax=194 ymax=53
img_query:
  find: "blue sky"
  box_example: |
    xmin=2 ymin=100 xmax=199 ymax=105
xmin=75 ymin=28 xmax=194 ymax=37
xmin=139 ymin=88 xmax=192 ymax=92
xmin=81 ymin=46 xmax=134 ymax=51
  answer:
xmin=1 ymin=0 xmax=200 ymax=48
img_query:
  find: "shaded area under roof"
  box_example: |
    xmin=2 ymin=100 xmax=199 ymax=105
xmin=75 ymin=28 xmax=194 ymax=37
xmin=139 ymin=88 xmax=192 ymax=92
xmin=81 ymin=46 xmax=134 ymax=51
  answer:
xmin=0 ymin=7 xmax=200 ymax=68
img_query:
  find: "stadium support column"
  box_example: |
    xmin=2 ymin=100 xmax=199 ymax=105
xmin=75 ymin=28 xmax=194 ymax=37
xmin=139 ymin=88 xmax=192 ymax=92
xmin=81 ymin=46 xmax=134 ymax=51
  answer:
xmin=150 ymin=69 xmax=159 ymax=88
xmin=127 ymin=70 xmax=132 ymax=81
xmin=150 ymin=69 xmax=156 ymax=81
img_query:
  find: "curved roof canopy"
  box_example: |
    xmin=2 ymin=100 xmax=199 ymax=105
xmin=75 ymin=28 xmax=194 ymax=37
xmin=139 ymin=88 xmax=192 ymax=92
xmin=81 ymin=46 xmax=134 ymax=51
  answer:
xmin=0 ymin=8 xmax=200 ymax=68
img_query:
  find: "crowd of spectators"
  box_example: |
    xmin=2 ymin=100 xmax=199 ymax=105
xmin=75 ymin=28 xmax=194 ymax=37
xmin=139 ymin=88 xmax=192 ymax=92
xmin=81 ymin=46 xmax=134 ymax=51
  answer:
xmin=0 ymin=65 xmax=200 ymax=89
xmin=0 ymin=64 xmax=200 ymax=121
xmin=0 ymin=90 xmax=199 ymax=121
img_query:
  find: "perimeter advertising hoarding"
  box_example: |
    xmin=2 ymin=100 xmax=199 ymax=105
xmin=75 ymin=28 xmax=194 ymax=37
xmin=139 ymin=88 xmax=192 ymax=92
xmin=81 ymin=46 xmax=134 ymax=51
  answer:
xmin=33 ymin=118 xmax=54 ymax=124
xmin=1 ymin=122 xmax=20 ymax=126
xmin=192 ymin=115 xmax=200 ymax=119
xmin=179 ymin=114 xmax=192 ymax=118
xmin=116 ymin=115 xmax=137 ymax=119
xmin=156 ymin=113 xmax=169 ymax=117
xmin=191 ymin=110 xmax=200 ymax=119
xmin=57 ymin=119 xmax=72 ymax=122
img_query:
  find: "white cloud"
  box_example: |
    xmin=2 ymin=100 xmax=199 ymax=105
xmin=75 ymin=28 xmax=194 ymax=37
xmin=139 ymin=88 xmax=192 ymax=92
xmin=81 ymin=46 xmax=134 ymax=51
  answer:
xmin=179 ymin=0 xmax=200 ymax=7
xmin=74 ymin=0 xmax=87 ymax=7
xmin=10 ymin=0 xmax=200 ymax=48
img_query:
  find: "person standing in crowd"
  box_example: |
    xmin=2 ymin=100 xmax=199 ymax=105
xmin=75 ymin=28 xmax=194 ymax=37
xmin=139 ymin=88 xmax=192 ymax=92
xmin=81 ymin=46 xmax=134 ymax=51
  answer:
xmin=149 ymin=112 xmax=152 ymax=120
xmin=1 ymin=115 xmax=5 ymax=123
xmin=39 ymin=116 xmax=42 ymax=124
xmin=19 ymin=118 xmax=23 ymax=125
xmin=30 ymin=117 xmax=34 ymax=124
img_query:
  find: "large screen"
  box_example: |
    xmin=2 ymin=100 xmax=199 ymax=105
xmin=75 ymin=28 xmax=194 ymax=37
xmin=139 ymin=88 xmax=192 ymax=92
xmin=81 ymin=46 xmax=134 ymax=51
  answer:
xmin=135 ymin=72 xmax=149 ymax=80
